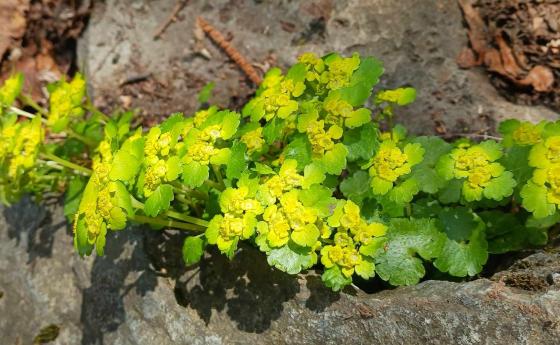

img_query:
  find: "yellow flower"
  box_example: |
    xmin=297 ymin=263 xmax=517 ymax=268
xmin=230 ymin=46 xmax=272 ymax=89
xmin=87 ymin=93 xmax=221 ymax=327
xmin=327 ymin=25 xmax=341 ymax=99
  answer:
xmin=240 ymin=127 xmax=265 ymax=154
xmin=368 ymin=141 xmax=424 ymax=196
xmin=512 ymin=123 xmax=541 ymax=146
xmin=306 ymin=120 xmax=343 ymax=156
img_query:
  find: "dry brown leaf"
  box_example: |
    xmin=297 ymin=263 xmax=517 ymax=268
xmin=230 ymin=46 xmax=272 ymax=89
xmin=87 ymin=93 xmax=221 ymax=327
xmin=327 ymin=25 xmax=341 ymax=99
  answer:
xmin=0 ymin=0 xmax=29 ymax=59
xmin=519 ymin=66 xmax=555 ymax=92
xmin=458 ymin=0 xmax=487 ymax=61
xmin=456 ymin=47 xmax=478 ymax=68
xmin=495 ymin=33 xmax=524 ymax=78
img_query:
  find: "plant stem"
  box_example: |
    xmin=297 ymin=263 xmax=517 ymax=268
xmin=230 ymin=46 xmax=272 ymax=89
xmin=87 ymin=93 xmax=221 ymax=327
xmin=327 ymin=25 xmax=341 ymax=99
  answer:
xmin=18 ymin=94 xmax=48 ymax=115
xmin=40 ymin=151 xmax=92 ymax=176
xmin=130 ymin=214 xmax=205 ymax=231
xmin=166 ymin=210 xmax=209 ymax=227
xmin=67 ymin=128 xmax=97 ymax=147
xmin=212 ymin=164 xmax=225 ymax=189
xmin=131 ymin=197 xmax=208 ymax=228
xmin=171 ymin=181 xmax=209 ymax=201
xmin=9 ymin=106 xmax=48 ymax=124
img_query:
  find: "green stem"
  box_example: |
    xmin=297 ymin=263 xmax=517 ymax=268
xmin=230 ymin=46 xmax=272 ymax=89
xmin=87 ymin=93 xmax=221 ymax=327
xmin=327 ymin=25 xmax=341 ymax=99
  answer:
xmin=85 ymin=98 xmax=111 ymax=123
xmin=171 ymin=181 xmax=209 ymax=201
xmin=166 ymin=210 xmax=209 ymax=227
xmin=205 ymin=179 xmax=224 ymax=191
xmin=212 ymin=164 xmax=225 ymax=189
xmin=131 ymin=197 xmax=208 ymax=228
xmin=130 ymin=215 xmax=205 ymax=231
xmin=9 ymin=106 xmax=48 ymax=124
xmin=40 ymin=151 xmax=92 ymax=176
xmin=18 ymin=94 xmax=48 ymax=115
xmin=67 ymin=128 xmax=97 ymax=147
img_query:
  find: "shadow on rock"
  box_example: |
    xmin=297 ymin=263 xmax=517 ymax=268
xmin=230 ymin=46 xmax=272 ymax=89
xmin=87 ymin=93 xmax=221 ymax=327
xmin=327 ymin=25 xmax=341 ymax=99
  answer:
xmin=80 ymin=228 xmax=158 ymax=345
xmin=2 ymin=197 xmax=67 ymax=263
xmin=144 ymin=230 xmax=339 ymax=334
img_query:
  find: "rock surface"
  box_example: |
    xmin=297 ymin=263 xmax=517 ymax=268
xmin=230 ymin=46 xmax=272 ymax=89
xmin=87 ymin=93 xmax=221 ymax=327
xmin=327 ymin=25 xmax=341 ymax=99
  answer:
xmin=1 ymin=199 xmax=560 ymax=345
xmin=78 ymin=0 xmax=558 ymax=133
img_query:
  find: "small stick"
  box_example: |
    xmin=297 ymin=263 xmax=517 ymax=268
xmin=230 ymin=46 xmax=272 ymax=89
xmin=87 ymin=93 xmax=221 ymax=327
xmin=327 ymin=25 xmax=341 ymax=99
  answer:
xmin=153 ymin=0 xmax=189 ymax=40
xmin=196 ymin=16 xmax=262 ymax=85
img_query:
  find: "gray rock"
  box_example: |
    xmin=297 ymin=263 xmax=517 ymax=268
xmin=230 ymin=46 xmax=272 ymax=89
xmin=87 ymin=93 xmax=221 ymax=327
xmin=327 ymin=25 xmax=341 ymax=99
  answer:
xmin=77 ymin=0 xmax=558 ymax=134
xmin=1 ymin=199 xmax=560 ymax=345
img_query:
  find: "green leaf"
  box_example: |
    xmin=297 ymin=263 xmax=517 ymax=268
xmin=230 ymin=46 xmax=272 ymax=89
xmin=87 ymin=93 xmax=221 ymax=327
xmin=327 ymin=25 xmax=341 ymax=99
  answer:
xmin=74 ymin=216 xmax=93 ymax=257
xmin=480 ymin=211 xmax=549 ymax=253
xmin=319 ymin=143 xmax=347 ymax=175
xmin=299 ymin=185 xmax=335 ymax=217
xmin=0 ymin=73 xmax=24 ymax=107
xmin=483 ymin=171 xmax=516 ymax=201
xmin=64 ymin=177 xmax=87 ymax=219
xmin=263 ymin=117 xmax=284 ymax=144
xmin=345 ymin=108 xmax=371 ymax=128
xmin=165 ymin=156 xmax=182 ymax=181
xmin=438 ymin=179 xmax=463 ymax=204
xmin=291 ymin=224 xmax=320 ymax=247
xmin=437 ymin=207 xmax=478 ymax=241
xmin=501 ymin=146 xmax=533 ymax=187
xmin=340 ymin=170 xmax=371 ymax=204
xmin=355 ymin=257 xmax=376 ymax=279
xmin=410 ymin=136 xmax=452 ymax=193
xmin=144 ymin=184 xmax=174 ymax=217
xmin=197 ymin=82 xmax=215 ymax=103
xmin=343 ymin=122 xmax=379 ymax=162
xmin=283 ymin=135 xmax=312 ymax=169
xmin=226 ymin=141 xmax=247 ymax=180
xmin=374 ymin=218 xmax=445 ymax=286
xmin=387 ymin=178 xmax=419 ymax=204
xmin=376 ymin=87 xmax=416 ymax=106
xmin=351 ymin=56 xmax=384 ymax=88
xmin=302 ymin=163 xmax=325 ymax=189
xmin=321 ymin=266 xmax=353 ymax=291
xmin=110 ymin=137 xmax=145 ymax=182
xmin=183 ymin=161 xmax=209 ymax=188
xmin=267 ymin=240 xmax=317 ymax=274
xmin=182 ymin=236 xmax=205 ymax=266
xmin=521 ymin=182 xmax=556 ymax=219
xmin=434 ymin=222 xmax=488 ymax=277
xmin=253 ymin=162 xmax=276 ymax=175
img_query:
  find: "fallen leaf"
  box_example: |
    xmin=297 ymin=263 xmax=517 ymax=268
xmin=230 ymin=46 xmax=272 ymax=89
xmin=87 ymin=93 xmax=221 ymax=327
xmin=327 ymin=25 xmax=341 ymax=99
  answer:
xmin=519 ymin=66 xmax=555 ymax=92
xmin=0 ymin=0 xmax=29 ymax=59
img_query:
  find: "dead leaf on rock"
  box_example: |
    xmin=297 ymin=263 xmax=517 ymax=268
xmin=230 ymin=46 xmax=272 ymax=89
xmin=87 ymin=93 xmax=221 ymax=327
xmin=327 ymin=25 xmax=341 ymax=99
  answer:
xmin=0 ymin=0 xmax=30 ymax=59
xmin=458 ymin=0 xmax=560 ymax=109
xmin=519 ymin=66 xmax=554 ymax=92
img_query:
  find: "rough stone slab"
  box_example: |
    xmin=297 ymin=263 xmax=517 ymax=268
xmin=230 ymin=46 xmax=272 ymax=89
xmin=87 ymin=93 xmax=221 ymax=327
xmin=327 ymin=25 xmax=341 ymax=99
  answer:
xmin=1 ymin=200 xmax=559 ymax=344
xmin=78 ymin=0 xmax=558 ymax=134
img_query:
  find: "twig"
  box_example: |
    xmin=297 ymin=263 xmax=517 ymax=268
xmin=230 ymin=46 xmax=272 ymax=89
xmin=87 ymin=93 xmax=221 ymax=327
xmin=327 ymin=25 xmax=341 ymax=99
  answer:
xmin=197 ymin=16 xmax=262 ymax=85
xmin=119 ymin=73 xmax=152 ymax=87
xmin=153 ymin=0 xmax=189 ymax=40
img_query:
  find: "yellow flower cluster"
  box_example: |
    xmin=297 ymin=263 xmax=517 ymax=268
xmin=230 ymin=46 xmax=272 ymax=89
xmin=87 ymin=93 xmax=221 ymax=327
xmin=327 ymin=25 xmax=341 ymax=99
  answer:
xmin=0 ymin=117 xmax=43 ymax=181
xmin=240 ymin=127 xmax=265 ymax=154
xmin=321 ymin=200 xmax=385 ymax=278
xmin=528 ymin=136 xmax=560 ymax=207
xmin=262 ymin=190 xmax=319 ymax=248
xmin=144 ymin=127 xmax=176 ymax=195
xmin=207 ymin=186 xmax=264 ymax=253
xmin=512 ymin=123 xmax=542 ymax=146
xmin=305 ymin=120 xmax=343 ymax=156
xmin=368 ymin=140 xmax=423 ymax=195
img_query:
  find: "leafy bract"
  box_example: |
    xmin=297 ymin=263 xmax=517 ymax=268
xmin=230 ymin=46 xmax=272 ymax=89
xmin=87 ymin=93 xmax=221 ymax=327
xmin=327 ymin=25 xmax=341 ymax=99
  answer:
xmin=182 ymin=236 xmax=205 ymax=266
xmin=144 ymin=184 xmax=174 ymax=217
xmin=267 ymin=240 xmax=317 ymax=274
